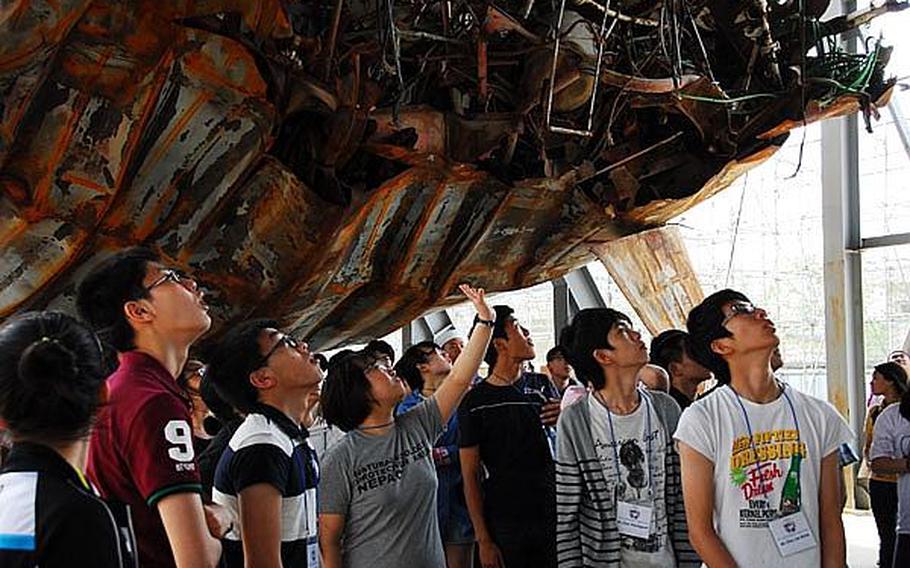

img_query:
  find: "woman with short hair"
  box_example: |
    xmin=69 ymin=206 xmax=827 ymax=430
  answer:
xmin=0 ymin=312 xmax=136 ymax=567
xmin=319 ymin=285 xmax=493 ymax=568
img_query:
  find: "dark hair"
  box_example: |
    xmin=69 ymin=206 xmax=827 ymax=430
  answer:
xmin=650 ymin=330 xmax=688 ymax=374
xmin=558 ymin=308 xmax=632 ymax=389
xmin=313 ymin=353 xmax=329 ymax=372
xmin=0 ymin=312 xmax=107 ymax=442
xmin=199 ymin=371 xmax=242 ymax=427
xmin=321 ymin=350 xmax=379 ymax=431
xmin=395 ymin=341 xmax=440 ymax=392
xmin=365 ymin=339 xmax=396 ymax=363
xmin=76 ymin=247 xmax=159 ymax=352
xmin=875 ymin=361 xmax=909 ymax=395
xmin=328 ymin=349 xmax=355 ymax=369
xmin=686 ymin=289 xmax=749 ymax=385
xmin=206 ymin=319 xmax=278 ymax=414
xmin=474 ymin=305 xmax=514 ymax=368
xmin=546 ymin=345 xmax=568 ymax=363
xmin=872 ymin=361 xmax=910 ymax=422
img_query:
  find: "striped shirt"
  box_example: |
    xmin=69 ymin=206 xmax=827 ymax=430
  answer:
xmin=213 ymin=404 xmax=319 ymax=568
xmin=555 ymin=390 xmax=700 ymax=568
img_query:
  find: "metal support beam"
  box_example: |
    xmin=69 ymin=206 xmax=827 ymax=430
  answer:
xmin=887 ymin=80 xmax=910 ymax=160
xmin=860 ymin=231 xmax=910 ymax=250
xmin=404 ymin=309 xmax=456 ymax=348
xmin=564 ymin=267 xmax=607 ymax=310
xmin=553 ymin=267 xmax=601 ymax=344
xmin=553 ymin=277 xmax=571 ymax=344
xmin=821 ymin=90 xmax=866 ymax=511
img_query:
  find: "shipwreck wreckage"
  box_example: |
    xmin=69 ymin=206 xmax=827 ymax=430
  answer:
xmin=0 ymin=0 xmax=906 ymax=348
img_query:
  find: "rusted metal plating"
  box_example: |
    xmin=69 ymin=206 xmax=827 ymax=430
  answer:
xmin=0 ymin=1 xmax=903 ymax=347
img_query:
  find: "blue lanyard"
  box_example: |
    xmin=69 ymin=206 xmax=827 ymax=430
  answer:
xmin=730 ymin=381 xmax=801 ymax=476
xmin=599 ymin=388 xmax=654 ymax=491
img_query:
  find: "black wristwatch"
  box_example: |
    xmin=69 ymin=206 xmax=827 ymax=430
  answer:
xmin=476 ymin=318 xmax=495 ymax=327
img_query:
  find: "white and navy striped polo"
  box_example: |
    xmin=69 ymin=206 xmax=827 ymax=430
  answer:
xmin=0 ymin=442 xmax=137 ymax=568
xmin=212 ymin=404 xmax=319 ymax=568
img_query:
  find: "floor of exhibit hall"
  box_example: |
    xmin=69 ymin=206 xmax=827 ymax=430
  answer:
xmin=845 ymin=510 xmax=879 ymax=568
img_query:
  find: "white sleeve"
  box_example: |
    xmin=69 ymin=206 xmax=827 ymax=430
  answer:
xmin=870 ymin=410 xmax=897 ymax=461
xmin=820 ymin=400 xmax=854 ymax=458
xmin=673 ymin=404 xmax=715 ymax=463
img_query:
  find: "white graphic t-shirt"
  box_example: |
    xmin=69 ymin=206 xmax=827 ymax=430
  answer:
xmin=588 ymin=392 xmax=676 ymax=568
xmin=673 ymin=384 xmax=852 ymax=568
xmin=870 ymin=403 xmax=910 ymax=534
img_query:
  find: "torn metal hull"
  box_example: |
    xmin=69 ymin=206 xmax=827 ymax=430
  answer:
xmin=0 ymin=1 xmax=901 ymax=348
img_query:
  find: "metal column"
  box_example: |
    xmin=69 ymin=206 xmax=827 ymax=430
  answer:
xmin=820 ymin=3 xmax=867 ymax=511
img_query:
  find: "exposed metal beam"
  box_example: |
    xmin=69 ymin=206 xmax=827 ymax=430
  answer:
xmin=553 ymin=277 xmax=571 ymax=343
xmin=564 ymin=266 xmax=607 ymax=310
xmin=860 ymin=231 xmax=910 ymax=250
xmin=887 ymin=96 xmax=910 ymax=160
xmin=819 ymin=0 xmax=865 ymax=510
xmin=403 ymin=309 xmax=456 ymax=348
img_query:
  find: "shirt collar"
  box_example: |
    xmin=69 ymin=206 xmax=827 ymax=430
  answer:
xmin=250 ymin=402 xmax=308 ymax=441
xmin=119 ymin=350 xmax=188 ymax=402
xmin=2 ymin=442 xmax=91 ymax=491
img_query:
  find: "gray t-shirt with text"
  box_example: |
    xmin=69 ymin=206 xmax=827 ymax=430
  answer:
xmin=319 ymin=398 xmax=445 ymax=568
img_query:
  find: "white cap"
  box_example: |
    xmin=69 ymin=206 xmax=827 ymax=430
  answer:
xmin=435 ymin=328 xmax=464 ymax=347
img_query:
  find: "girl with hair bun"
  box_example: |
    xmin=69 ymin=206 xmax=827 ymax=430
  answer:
xmin=0 ymin=311 xmax=136 ymax=567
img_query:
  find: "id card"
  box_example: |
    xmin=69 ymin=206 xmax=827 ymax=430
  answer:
xmin=767 ymin=511 xmax=817 ymax=557
xmin=616 ymin=501 xmax=652 ymax=539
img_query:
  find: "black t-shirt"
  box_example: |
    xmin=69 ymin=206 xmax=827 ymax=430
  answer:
xmin=0 ymin=443 xmax=137 ymax=568
xmin=457 ymin=373 xmax=556 ymax=523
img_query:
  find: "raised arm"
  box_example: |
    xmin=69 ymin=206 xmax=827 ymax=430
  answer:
xmin=433 ymin=284 xmax=493 ymax=422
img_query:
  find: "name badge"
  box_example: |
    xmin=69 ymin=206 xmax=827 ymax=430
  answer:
xmin=767 ymin=511 xmax=817 ymax=557
xmin=616 ymin=500 xmax=653 ymax=539
xmin=307 ymin=538 xmax=320 ymax=566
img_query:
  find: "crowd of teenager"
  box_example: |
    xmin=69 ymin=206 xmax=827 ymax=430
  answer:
xmin=1 ymin=246 xmax=910 ymax=568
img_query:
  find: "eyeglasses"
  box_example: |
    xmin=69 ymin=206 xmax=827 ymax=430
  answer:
xmin=368 ymin=360 xmax=396 ymax=376
xmin=146 ymin=269 xmax=189 ymax=292
xmin=259 ymin=334 xmax=300 ymax=369
xmin=721 ymin=301 xmax=758 ymax=327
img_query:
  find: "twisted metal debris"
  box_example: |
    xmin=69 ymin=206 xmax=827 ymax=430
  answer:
xmin=0 ymin=0 xmax=904 ymax=347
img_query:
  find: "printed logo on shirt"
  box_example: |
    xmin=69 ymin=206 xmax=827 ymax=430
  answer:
xmin=164 ymin=420 xmax=196 ymax=470
xmin=729 ymin=429 xmax=807 ymax=528
xmin=352 ymin=442 xmax=430 ymax=495
xmin=592 ymin=428 xmax=666 ymax=554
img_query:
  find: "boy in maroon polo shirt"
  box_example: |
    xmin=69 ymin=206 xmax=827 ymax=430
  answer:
xmin=77 ymin=248 xmax=228 ymax=568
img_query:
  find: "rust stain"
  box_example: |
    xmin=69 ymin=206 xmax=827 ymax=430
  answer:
xmin=0 ymin=0 xmax=902 ymax=347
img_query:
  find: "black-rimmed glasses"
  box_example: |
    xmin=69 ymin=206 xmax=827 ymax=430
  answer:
xmin=145 ymin=269 xmax=189 ymax=292
xmin=721 ymin=301 xmax=757 ymax=327
xmin=259 ymin=334 xmax=300 ymax=369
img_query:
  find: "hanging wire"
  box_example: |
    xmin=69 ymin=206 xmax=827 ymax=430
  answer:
xmin=724 ymin=176 xmax=748 ymax=288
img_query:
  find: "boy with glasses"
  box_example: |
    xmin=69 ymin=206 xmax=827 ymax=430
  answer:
xmin=77 ymin=248 xmax=227 ymax=568
xmin=674 ymin=289 xmax=852 ymax=568
xmin=207 ymin=320 xmax=324 ymax=568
